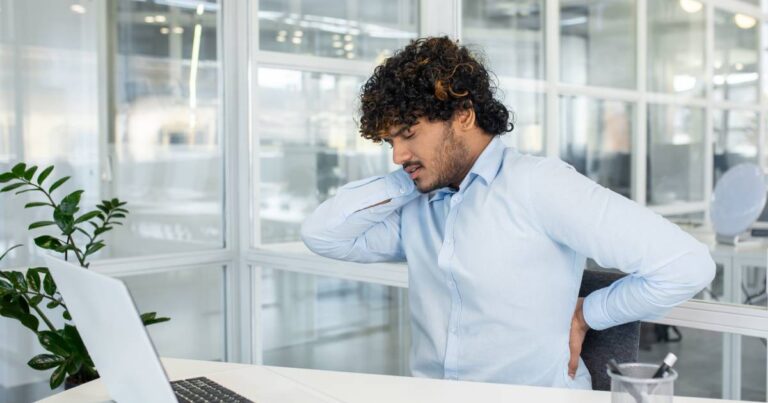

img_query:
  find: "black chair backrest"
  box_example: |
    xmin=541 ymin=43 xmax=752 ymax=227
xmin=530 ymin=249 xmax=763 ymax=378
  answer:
xmin=579 ymin=269 xmax=640 ymax=391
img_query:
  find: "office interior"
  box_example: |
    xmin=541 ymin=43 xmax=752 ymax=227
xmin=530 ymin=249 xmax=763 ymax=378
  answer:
xmin=1 ymin=0 xmax=768 ymax=401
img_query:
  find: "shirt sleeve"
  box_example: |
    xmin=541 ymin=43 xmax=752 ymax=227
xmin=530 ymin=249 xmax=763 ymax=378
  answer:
xmin=525 ymin=157 xmax=716 ymax=330
xmin=300 ymin=168 xmax=419 ymax=263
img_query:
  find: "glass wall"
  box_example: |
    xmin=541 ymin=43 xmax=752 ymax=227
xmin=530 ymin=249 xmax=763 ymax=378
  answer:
xmin=646 ymin=104 xmax=705 ymax=205
xmin=261 ymin=268 xmax=409 ymax=375
xmin=560 ymin=96 xmax=633 ymax=198
xmin=559 ymin=0 xmax=636 ymax=88
xmin=0 ymin=0 xmax=225 ymax=267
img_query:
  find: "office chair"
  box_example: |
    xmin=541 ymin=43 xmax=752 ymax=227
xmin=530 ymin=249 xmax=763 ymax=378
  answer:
xmin=578 ymin=269 xmax=640 ymax=391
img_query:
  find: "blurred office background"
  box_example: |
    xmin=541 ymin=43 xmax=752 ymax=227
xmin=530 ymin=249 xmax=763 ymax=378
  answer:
xmin=1 ymin=0 xmax=768 ymax=401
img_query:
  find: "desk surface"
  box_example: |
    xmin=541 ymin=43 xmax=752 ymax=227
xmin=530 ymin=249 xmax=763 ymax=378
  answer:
xmin=37 ymin=358 xmax=753 ymax=403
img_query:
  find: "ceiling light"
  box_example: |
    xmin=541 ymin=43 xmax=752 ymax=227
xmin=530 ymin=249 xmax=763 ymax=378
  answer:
xmin=196 ymin=4 xmax=204 ymax=15
xmin=734 ymin=13 xmax=756 ymax=29
xmin=70 ymin=4 xmax=86 ymax=14
xmin=678 ymin=0 xmax=702 ymax=13
xmin=333 ymin=41 xmax=342 ymax=48
xmin=344 ymin=43 xmax=354 ymax=51
xmin=276 ymin=36 xmax=285 ymax=42
xmin=344 ymin=34 xmax=352 ymax=41
xmin=734 ymin=63 xmax=744 ymax=71
xmin=173 ymin=26 xmax=184 ymax=34
xmin=145 ymin=16 xmax=156 ymax=23
xmin=160 ymin=27 xmax=170 ymax=34
xmin=294 ymin=30 xmax=303 ymax=37
xmin=155 ymin=15 xmax=166 ymax=23
xmin=292 ymin=37 xmax=302 ymax=44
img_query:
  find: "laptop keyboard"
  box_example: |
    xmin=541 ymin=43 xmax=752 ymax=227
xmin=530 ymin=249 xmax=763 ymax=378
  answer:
xmin=171 ymin=376 xmax=254 ymax=403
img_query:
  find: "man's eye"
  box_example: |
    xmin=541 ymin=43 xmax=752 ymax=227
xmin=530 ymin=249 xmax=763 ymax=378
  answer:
xmin=404 ymin=131 xmax=416 ymax=139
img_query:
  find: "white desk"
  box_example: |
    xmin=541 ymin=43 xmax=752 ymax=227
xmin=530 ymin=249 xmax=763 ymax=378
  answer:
xmin=38 ymin=358 xmax=753 ymax=403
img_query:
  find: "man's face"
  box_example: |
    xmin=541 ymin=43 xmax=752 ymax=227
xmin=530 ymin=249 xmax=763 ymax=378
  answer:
xmin=384 ymin=118 xmax=471 ymax=193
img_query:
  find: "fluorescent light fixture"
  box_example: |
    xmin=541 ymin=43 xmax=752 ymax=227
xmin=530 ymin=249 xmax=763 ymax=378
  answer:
xmin=276 ymin=36 xmax=285 ymax=42
xmin=173 ymin=26 xmax=184 ymax=34
xmin=160 ymin=27 xmax=170 ymax=34
xmin=344 ymin=43 xmax=354 ymax=51
xmin=145 ymin=16 xmax=156 ymax=23
xmin=196 ymin=4 xmax=204 ymax=15
xmin=678 ymin=0 xmax=702 ymax=13
xmin=734 ymin=13 xmax=756 ymax=29
xmin=155 ymin=15 xmax=167 ymax=23
xmin=189 ymin=23 xmax=202 ymax=110
xmin=291 ymin=37 xmax=302 ymax=44
xmin=293 ymin=30 xmax=303 ymax=37
xmin=70 ymin=4 xmax=86 ymax=14
xmin=333 ymin=41 xmax=342 ymax=48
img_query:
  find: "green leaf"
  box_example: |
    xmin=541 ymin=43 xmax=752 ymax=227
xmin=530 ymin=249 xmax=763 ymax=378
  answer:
xmin=48 ymin=176 xmax=70 ymax=194
xmin=34 ymin=235 xmax=64 ymax=252
xmin=15 ymin=188 xmax=39 ymax=195
xmin=38 ymin=330 xmax=70 ymax=356
xmin=46 ymin=300 xmax=60 ymax=309
xmin=58 ymin=190 xmax=83 ymax=216
xmin=63 ymin=310 xmax=72 ymax=320
xmin=141 ymin=312 xmax=171 ymax=326
xmin=0 ymin=294 xmax=38 ymax=332
xmin=62 ymin=325 xmax=89 ymax=358
xmin=26 ymin=270 xmax=41 ymax=292
xmin=29 ymin=295 xmax=43 ymax=306
xmin=43 ymin=272 xmax=57 ymax=295
xmin=0 ymin=182 xmax=26 ymax=193
xmin=8 ymin=271 xmax=27 ymax=291
xmin=0 ymin=244 xmax=22 ymax=261
xmin=25 ymin=202 xmax=52 ymax=208
xmin=53 ymin=208 xmax=75 ymax=236
xmin=28 ymin=221 xmax=56 ymax=230
xmin=11 ymin=163 xmax=26 ymax=176
xmin=0 ymin=172 xmax=15 ymax=183
xmin=37 ymin=166 xmax=54 ymax=185
xmin=23 ymin=166 xmax=38 ymax=181
xmin=50 ymin=363 xmax=67 ymax=389
xmin=28 ymin=354 xmax=65 ymax=370
xmin=111 ymin=213 xmax=126 ymax=219
xmin=65 ymin=357 xmax=82 ymax=376
xmin=83 ymin=242 xmax=105 ymax=258
xmin=74 ymin=210 xmax=101 ymax=224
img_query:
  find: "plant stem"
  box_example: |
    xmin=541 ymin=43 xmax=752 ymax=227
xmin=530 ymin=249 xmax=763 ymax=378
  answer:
xmin=20 ymin=294 xmax=56 ymax=332
xmin=25 ymin=291 xmax=68 ymax=310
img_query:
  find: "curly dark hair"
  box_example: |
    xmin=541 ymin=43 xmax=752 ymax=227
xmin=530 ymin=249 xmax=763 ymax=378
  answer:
xmin=359 ymin=36 xmax=513 ymax=142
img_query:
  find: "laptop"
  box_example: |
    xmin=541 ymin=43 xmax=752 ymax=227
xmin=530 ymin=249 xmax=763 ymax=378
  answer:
xmin=44 ymin=256 xmax=337 ymax=403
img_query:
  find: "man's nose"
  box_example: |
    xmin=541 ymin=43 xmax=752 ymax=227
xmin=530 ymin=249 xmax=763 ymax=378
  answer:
xmin=391 ymin=140 xmax=412 ymax=166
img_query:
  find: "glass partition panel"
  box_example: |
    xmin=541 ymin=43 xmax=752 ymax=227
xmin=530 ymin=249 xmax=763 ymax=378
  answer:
xmin=639 ymin=324 xmax=766 ymax=400
xmin=646 ymin=104 xmax=705 ymax=205
xmin=253 ymin=68 xmax=392 ymax=246
xmin=714 ymin=9 xmax=759 ymax=103
xmin=647 ymin=0 xmax=706 ymax=97
xmin=560 ymin=95 xmax=633 ymax=198
xmin=258 ymin=0 xmax=419 ymax=61
xmin=261 ymin=268 xmax=410 ymax=375
xmin=121 ymin=265 xmax=226 ymax=362
xmin=462 ymin=0 xmax=545 ymax=80
xmin=713 ymin=109 xmax=758 ymax=185
xmin=0 ymin=0 xmax=226 ymax=267
xmin=110 ymin=0 xmax=224 ymax=257
xmin=502 ymin=88 xmax=545 ymax=155
xmin=560 ymin=0 xmax=636 ymax=88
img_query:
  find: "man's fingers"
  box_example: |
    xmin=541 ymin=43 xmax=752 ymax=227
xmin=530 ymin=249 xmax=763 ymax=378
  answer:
xmin=568 ymin=349 xmax=579 ymax=379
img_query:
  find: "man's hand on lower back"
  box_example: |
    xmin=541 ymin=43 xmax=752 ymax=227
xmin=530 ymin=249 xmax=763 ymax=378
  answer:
xmin=568 ymin=297 xmax=589 ymax=379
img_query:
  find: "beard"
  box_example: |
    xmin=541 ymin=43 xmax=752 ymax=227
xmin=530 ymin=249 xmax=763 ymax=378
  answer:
xmin=414 ymin=124 xmax=472 ymax=193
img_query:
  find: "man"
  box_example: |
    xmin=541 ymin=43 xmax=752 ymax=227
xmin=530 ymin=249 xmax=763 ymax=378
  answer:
xmin=301 ymin=37 xmax=715 ymax=389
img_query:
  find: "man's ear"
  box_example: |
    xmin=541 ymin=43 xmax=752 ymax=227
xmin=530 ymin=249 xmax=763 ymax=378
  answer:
xmin=454 ymin=107 xmax=476 ymax=133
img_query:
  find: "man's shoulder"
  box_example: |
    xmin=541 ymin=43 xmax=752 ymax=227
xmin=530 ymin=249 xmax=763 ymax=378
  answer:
xmin=498 ymin=149 xmax=574 ymax=182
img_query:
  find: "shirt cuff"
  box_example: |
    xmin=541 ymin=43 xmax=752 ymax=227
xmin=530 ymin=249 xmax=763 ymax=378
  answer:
xmin=582 ymin=287 xmax=617 ymax=331
xmin=384 ymin=169 xmax=416 ymax=199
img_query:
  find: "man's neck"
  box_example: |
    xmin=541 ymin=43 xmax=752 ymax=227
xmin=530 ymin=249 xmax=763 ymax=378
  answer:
xmin=449 ymin=134 xmax=494 ymax=190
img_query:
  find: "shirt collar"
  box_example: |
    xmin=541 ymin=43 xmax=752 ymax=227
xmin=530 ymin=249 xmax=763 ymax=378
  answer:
xmin=428 ymin=136 xmax=505 ymax=203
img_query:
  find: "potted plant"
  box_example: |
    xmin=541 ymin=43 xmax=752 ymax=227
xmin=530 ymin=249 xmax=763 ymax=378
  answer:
xmin=0 ymin=162 xmax=169 ymax=389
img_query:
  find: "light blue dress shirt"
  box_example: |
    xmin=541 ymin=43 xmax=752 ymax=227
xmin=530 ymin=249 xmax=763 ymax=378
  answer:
xmin=301 ymin=136 xmax=715 ymax=389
